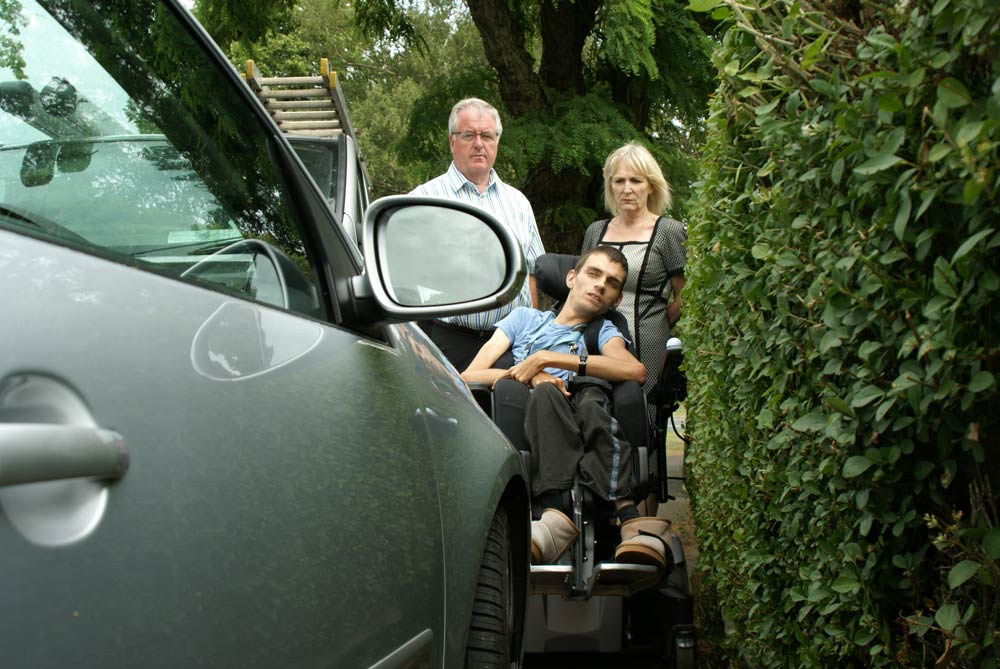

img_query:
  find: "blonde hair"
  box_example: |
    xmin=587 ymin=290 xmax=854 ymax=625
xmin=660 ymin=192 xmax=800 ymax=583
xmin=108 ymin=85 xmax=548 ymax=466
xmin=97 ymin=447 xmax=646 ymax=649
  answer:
xmin=603 ymin=143 xmax=672 ymax=215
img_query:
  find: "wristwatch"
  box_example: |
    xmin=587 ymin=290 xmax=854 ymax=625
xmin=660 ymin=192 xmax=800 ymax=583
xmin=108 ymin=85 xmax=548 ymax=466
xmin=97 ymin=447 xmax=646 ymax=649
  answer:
xmin=578 ymin=349 xmax=588 ymax=377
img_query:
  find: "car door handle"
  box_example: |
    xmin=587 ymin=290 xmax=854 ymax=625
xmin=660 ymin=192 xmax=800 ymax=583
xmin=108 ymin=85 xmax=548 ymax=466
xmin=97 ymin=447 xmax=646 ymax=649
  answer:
xmin=0 ymin=424 xmax=129 ymax=487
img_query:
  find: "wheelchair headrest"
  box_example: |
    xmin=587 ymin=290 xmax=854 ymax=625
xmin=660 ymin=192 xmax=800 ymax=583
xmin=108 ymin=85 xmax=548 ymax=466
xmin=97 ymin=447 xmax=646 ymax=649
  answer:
xmin=534 ymin=253 xmax=577 ymax=302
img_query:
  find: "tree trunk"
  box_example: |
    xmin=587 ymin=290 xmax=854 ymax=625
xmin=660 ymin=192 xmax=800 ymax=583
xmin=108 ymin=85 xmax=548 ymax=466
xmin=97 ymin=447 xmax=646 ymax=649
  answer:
xmin=538 ymin=0 xmax=600 ymax=94
xmin=464 ymin=0 xmax=546 ymax=116
xmin=465 ymin=0 xmax=602 ymax=253
xmin=522 ymin=165 xmax=598 ymax=254
xmin=609 ymin=71 xmax=651 ymax=129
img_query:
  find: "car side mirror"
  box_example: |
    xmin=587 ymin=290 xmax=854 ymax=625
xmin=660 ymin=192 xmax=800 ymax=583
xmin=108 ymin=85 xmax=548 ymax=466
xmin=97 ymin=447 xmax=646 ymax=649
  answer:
xmin=20 ymin=141 xmax=58 ymax=187
xmin=56 ymin=142 xmax=94 ymax=173
xmin=39 ymin=77 xmax=78 ymax=117
xmin=356 ymin=195 xmax=526 ymax=321
xmin=0 ymin=80 xmax=36 ymax=118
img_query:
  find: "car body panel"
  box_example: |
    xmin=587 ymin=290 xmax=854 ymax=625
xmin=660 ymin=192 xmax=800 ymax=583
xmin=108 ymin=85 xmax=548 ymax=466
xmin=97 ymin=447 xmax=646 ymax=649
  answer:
xmin=1 ymin=230 xmax=446 ymax=666
xmin=0 ymin=0 xmax=528 ymax=666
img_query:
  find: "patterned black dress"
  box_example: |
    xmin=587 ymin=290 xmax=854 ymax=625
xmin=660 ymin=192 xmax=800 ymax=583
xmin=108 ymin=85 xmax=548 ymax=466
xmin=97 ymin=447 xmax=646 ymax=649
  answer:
xmin=581 ymin=217 xmax=687 ymax=396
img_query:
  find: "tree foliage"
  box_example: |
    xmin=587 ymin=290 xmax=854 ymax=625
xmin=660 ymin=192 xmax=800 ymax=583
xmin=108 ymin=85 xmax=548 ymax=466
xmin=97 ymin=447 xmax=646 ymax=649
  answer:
xmin=352 ymin=0 xmax=718 ymax=252
xmin=192 ymin=0 xmax=717 ymax=250
xmin=192 ymin=0 xmax=295 ymax=46
xmin=0 ymin=0 xmax=25 ymax=78
xmin=685 ymin=0 xmax=1000 ymax=665
xmin=193 ymin=0 xmax=486 ymax=199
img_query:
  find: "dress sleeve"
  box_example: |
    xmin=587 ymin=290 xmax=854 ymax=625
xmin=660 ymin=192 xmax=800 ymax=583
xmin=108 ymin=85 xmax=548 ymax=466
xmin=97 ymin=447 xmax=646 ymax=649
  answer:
xmin=657 ymin=218 xmax=687 ymax=277
xmin=580 ymin=220 xmax=606 ymax=253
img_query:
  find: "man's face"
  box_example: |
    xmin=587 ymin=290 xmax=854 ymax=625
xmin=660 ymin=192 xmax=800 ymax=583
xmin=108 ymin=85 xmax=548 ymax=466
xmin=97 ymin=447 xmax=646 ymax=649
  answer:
xmin=449 ymin=108 xmax=499 ymax=185
xmin=566 ymin=253 xmax=626 ymax=317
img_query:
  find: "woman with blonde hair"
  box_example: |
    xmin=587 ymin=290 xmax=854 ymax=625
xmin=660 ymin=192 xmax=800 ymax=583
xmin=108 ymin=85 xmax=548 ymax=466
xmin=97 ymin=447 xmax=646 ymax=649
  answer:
xmin=581 ymin=142 xmax=686 ymax=401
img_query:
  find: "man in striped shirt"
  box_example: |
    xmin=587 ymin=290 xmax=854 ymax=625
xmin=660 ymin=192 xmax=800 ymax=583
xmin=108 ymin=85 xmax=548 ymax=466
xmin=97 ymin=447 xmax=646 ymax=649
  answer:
xmin=412 ymin=97 xmax=545 ymax=370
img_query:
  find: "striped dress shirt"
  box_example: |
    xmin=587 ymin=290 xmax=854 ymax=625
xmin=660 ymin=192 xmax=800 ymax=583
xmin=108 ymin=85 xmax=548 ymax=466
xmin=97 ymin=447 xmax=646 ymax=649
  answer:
xmin=411 ymin=162 xmax=545 ymax=330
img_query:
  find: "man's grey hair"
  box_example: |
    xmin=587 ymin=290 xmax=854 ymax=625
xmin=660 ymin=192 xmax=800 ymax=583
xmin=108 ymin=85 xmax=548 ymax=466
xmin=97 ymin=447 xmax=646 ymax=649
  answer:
xmin=448 ymin=97 xmax=503 ymax=138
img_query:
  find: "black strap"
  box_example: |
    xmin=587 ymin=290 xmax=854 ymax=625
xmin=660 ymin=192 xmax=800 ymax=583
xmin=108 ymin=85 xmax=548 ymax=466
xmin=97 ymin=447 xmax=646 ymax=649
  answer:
xmin=583 ymin=318 xmax=603 ymax=356
xmin=637 ymin=528 xmax=675 ymax=570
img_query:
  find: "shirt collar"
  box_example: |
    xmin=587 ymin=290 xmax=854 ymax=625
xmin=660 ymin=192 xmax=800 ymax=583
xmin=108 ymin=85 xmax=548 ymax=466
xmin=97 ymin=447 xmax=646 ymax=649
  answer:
xmin=446 ymin=162 xmax=499 ymax=194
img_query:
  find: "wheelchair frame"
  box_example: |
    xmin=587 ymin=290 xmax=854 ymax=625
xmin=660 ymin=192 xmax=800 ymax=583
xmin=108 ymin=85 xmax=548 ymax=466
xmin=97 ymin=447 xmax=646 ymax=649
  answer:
xmin=469 ymin=338 xmax=695 ymax=668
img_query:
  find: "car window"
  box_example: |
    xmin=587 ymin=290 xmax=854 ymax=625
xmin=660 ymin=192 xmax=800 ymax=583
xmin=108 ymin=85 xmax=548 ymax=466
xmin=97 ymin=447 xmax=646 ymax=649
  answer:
xmin=288 ymin=137 xmax=341 ymax=212
xmin=0 ymin=0 xmax=327 ymax=320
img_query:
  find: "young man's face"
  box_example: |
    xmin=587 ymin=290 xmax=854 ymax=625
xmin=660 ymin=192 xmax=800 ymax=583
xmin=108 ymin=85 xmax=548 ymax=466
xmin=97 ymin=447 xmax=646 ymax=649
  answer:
xmin=449 ymin=108 xmax=499 ymax=186
xmin=566 ymin=253 xmax=626 ymax=317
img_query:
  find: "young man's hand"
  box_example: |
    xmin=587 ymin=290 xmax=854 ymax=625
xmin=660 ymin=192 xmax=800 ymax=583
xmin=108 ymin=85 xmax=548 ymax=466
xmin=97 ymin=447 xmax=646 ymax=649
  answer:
xmin=507 ymin=350 xmax=551 ymax=384
xmin=529 ymin=372 xmax=570 ymax=397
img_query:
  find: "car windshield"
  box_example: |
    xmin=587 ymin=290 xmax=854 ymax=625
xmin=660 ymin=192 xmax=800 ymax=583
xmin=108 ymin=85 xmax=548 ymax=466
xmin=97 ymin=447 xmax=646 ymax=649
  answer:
xmin=0 ymin=0 xmax=321 ymax=304
xmin=0 ymin=136 xmax=243 ymax=253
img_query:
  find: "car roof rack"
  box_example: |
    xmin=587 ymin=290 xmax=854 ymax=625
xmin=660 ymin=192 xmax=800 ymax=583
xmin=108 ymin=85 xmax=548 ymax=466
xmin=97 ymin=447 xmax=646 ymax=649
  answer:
xmin=242 ymin=58 xmax=356 ymax=140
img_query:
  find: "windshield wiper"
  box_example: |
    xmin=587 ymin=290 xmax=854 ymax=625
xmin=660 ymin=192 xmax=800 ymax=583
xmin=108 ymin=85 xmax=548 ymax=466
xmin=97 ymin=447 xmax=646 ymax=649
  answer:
xmin=132 ymin=236 xmax=244 ymax=257
xmin=0 ymin=203 xmax=91 ymax=245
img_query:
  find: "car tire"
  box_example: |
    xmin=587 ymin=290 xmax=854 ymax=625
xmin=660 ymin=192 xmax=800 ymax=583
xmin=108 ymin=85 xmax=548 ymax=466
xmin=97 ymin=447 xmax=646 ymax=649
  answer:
xmin=464 ymin=506 xmax=519 ymax=669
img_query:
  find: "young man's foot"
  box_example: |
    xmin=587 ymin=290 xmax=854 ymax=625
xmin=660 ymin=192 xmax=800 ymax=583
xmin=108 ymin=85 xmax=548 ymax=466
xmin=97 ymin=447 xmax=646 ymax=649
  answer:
xmin=614 ymin=517 xmax=674 ymax=570
xmin=530 ymin=508 xmax=579 ymax=563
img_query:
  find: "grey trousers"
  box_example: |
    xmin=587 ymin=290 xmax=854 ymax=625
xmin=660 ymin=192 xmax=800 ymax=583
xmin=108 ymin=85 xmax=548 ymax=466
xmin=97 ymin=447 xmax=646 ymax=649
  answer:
xmin=524 ymin=382 xmax=634 ymax=503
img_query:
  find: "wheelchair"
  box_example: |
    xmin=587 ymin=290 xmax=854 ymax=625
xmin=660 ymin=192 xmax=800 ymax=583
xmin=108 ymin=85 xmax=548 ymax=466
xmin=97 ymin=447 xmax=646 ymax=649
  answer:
xmin=469 ymin=253 xmax=696 ymax=668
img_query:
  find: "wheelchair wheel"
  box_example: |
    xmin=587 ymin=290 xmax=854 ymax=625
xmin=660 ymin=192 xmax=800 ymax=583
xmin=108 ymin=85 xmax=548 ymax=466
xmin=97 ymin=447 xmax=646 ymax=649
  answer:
xmin=465 ymin=506 xmax=521 ymax=668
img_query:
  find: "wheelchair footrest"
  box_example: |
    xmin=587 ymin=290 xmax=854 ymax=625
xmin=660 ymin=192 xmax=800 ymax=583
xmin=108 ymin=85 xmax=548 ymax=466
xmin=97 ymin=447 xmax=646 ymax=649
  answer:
xmin=589 ymin=563 xmax=661 ymax=597
xmin=529 ymin=565 xmax=575 ymax=596
xmin=529 ymin=562 xmax=661 ymax=598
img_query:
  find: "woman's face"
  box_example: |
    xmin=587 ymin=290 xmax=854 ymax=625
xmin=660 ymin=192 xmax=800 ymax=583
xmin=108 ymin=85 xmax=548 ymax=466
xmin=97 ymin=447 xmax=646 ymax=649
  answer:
xmin=611 ymin=166 xmax=651 ymax=215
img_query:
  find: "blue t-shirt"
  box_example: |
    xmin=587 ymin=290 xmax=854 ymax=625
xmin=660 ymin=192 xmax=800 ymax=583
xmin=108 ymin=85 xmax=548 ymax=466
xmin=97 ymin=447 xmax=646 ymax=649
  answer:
xmin=495 ymin=307 xmax=628 ymax=382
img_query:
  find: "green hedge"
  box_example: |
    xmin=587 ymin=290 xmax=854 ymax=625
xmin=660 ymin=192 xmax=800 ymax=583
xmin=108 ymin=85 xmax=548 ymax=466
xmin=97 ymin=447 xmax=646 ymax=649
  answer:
xmin=685 ymin=0 xmax=999 ymax=666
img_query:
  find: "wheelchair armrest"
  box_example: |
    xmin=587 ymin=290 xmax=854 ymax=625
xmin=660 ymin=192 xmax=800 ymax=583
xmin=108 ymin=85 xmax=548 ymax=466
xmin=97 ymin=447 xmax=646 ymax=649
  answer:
xmin=492 ymin=378 xmax=531 ymax=453
xmin=467 ymin=382 xmax=494 ymax=417
xmin=464 ymin=379 xmax=531 ymax=453
xmin=612 ymin=379 xmax=648 ymax=453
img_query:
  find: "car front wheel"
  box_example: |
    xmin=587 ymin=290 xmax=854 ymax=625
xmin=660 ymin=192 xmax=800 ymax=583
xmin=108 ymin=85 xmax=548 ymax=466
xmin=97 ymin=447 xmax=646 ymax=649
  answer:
xmin=464 ymin=506 xmax=519 ymax=668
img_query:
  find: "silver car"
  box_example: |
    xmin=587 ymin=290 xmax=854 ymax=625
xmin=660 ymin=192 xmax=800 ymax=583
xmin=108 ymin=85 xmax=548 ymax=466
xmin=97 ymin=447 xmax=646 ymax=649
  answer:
xmin=0 ymin=0 xmax=530 ymax=666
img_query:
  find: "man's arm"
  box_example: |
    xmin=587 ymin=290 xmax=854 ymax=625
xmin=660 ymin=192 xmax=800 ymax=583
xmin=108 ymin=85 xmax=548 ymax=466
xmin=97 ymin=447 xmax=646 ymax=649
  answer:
xmin=460 ymin=329 xmax=513 ymax=385
xmin=508 ymin=336 xmax=646 ymax=385
xmin=522 ymin=198 xmax=544 ymax=309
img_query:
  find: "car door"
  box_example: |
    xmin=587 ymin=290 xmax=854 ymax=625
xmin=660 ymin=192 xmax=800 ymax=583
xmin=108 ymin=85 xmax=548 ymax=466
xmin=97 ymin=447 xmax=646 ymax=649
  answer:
xmin=0 ymin=1 xmax=445 ymax=666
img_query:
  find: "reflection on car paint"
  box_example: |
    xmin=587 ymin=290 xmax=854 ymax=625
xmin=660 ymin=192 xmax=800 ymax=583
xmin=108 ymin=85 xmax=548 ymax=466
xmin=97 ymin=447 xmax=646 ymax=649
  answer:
xmin=190 ymin=301 xmax=323 ymax=381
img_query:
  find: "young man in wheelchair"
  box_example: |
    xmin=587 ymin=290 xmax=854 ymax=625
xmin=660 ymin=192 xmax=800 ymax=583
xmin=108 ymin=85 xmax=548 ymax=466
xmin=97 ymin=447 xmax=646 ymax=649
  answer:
xmin=460 ymin=246 xmax=674 ymax=570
